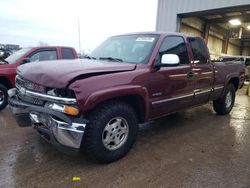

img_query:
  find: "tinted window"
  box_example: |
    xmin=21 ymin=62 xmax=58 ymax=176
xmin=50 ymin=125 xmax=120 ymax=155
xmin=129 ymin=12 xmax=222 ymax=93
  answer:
xmin=159 ymin=36 xmax=189 ymax=64
xmin=29 ymin=50 xmax=57 ymax=62
xmin=62 ymin=48 xmax=75 ymax=59
xmin=246 ymin=58 xmax=250 ymax=66
xmin=188 ymin=37 xmax=208 ymax=64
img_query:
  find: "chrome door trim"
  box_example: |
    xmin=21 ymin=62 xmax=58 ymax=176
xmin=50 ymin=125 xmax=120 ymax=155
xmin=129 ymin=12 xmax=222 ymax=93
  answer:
xmin=214 ymin=85 xmax=224 ymax=91
xmin=194 ymin=88 xmax=212 ymax=96
xmin=152 ymin=93 xmax=194 ymax=106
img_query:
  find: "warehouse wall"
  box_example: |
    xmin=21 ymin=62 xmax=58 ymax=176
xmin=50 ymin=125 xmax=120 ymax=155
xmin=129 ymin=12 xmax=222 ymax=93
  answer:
xmin=242 ymin=48 xmax=250 ymax=56
xmin=156 ymin=0 xmax=250 ymax=32
xmin=242 ymin=42 xmax=250 ymax=56
xmin=180 ymin=18 xmax=203 ymax=36
xmin=227 ymin=39 xmax=241 ymax=55
xmin=207 ymin=35 xmax=223 ymax=58
xmin=227 ymin=43 xmax=241 ymax=55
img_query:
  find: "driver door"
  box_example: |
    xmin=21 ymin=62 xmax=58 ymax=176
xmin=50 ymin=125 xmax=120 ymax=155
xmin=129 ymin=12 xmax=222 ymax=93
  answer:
xmin=150 ymin=36 xmax=194 ymax=118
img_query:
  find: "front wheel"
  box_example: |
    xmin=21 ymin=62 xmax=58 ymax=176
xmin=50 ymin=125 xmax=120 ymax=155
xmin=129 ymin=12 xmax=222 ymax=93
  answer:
xmin=85 ymin=100 xmax=138 ymax=163
xmin=0 ymin=84 xmax=8 ymax=111
xmin=213 ymin=84 xmax=235 ymax=115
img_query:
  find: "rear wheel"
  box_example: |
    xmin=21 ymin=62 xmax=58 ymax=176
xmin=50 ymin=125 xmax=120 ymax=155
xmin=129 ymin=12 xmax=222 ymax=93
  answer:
xmin=85 ymin=100 xmax=138 ymax=163
xmin=213 ymin=84 xmax=235 ymax=115
xmin=0 ymin=84 xmax=8 ymax=111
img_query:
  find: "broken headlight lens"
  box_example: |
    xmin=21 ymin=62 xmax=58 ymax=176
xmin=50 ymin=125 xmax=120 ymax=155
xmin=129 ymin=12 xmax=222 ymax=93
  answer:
xmin=47 ymin=88 xmax=76 ymax=98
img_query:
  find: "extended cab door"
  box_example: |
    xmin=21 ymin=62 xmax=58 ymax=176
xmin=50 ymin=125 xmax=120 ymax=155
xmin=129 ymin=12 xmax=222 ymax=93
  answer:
xmin=60 ymin=48 xmax=76 ymax=59
xmin=150 ymin=36 xmax=194 ymax=118
xmin=187 ymin=37 xmax=214 ymax=104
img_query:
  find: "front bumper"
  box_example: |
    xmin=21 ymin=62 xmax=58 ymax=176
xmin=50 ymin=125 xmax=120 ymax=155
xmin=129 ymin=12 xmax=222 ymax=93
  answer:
xmin=8 ymin=88 xmax=88 ymax=155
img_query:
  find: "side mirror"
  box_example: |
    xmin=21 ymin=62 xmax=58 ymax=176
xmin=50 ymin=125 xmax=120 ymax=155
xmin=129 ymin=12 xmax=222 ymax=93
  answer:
xmin=20 ymin=58 xmax=30 ymax=65
xmin=161 ymin=54 xmax=180 ymax=66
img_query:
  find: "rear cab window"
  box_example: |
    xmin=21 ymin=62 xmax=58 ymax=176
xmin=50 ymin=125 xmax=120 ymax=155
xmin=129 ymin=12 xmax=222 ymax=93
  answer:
xmin=61 ymin=48 xmax=75 ymax=59
xmin=188 ymin=37 xmax=209 ymax=64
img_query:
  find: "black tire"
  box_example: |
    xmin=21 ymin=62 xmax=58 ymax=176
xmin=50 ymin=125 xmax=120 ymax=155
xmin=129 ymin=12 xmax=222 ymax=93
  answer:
xmin=85 ymin=100 xmax=138 ymax=163
xmin=213 ymin=84 xmax=235 ymax=115
xmin=0 ymin=84 xmax=8 ymax=111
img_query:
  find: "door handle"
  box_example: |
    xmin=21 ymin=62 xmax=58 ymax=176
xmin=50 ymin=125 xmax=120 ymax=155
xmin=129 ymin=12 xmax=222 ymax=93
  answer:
xmin=187 ymin=71 xmax=194 ymax=78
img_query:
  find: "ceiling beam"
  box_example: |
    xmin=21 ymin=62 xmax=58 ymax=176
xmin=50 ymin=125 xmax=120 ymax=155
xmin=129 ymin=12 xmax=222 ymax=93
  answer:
xmin=207 ymin=14 xmax=250 ymax=23
xmin=210 ymin=24 xmax=229 ymax=36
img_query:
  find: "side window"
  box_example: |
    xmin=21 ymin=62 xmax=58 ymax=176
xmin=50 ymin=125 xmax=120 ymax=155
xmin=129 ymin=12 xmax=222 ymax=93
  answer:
xmin=29 ymin=50 xmax=57 ymax=62
xmin=61 ymin=48 xmax=75 ymax=59
xmin=188 ymin=37 xmax=208 ymax=64
xmin=246 ymin=58 xmax=250 ymax=66
xmin=159 ymin=36 xmax=189 ymax=64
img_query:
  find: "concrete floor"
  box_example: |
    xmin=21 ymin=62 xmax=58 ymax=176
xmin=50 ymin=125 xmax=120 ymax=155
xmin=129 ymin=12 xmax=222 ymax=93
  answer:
xmin=0 ymin=87 xmax=250 ymax=188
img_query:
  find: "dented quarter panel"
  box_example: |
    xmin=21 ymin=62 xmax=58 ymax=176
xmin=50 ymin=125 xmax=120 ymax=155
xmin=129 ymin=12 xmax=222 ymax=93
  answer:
xmin=69 ymin=68 xmax=151 ymax=119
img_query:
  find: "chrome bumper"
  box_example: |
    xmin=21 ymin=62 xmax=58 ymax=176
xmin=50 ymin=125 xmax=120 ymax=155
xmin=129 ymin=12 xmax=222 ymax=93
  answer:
xmin=29 ymin=112 xmax=86 ymax=149
xmin=8 ymin=88 xmax=88 ymax=152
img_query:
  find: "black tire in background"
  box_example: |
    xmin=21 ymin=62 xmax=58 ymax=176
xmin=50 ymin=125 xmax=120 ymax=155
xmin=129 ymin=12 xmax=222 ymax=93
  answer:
xmin=85 ymin=100 xmax=138 ymax=163
xmin=0 ymin=84 xmax=8 ymax=111
xmin=213 ymin=83 xmax=236 ymax=115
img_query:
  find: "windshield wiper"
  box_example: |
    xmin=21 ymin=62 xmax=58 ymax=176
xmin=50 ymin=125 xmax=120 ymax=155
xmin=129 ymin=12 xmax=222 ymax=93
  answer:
xmin=99 ymin=57 xmax=123 ymax=62
xmin=83 ymin=55 xmax=96 ymax=60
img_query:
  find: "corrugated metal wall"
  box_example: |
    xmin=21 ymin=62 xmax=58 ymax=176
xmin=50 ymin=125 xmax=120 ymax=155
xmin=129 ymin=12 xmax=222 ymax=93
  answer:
xmin=156 ymin=0 xmax=250 ymax=31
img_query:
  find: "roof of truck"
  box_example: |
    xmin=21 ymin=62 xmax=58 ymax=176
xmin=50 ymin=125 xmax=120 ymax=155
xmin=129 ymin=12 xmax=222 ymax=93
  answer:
xmin=30 ymin=46 xmax=75 ymax=49
xmin=116 ymin=31 xmax=200 ymax=38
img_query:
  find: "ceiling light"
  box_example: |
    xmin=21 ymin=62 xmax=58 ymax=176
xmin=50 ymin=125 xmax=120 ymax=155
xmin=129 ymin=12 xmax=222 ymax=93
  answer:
xmin=247 ymin=25 xmax=250 ymax=30
xmin=229 ymin=19 xmax=241 ymax=26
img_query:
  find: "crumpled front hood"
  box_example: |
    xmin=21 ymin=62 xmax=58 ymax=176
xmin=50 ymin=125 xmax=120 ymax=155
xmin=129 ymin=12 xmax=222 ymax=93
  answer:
xmin=17 ymin=59 xmax=136 ymax=88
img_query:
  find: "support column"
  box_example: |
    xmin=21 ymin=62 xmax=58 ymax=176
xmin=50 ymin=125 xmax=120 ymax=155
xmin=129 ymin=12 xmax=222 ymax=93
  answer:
xmin=177 ymin=16 xmax=182 ymax=32
xmin=240 ymin=41 xmax=243 ymax=56
xmin=203 ymin=23 xmax=210 ymax=44
xmin=222 ymin=32 xmax=229 ymax=54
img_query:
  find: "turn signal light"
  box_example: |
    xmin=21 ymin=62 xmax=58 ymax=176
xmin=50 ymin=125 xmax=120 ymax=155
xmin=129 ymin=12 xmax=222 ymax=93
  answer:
xmin=64 ymin=106 xmax=79 ymax=116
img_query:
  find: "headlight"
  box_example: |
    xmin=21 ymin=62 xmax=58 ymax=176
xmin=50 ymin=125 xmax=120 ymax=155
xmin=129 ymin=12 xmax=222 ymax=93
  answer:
xmin=47 ymin=88 xmax=76 ymax=98
xmin=47 ymin=103 xmax=79 ymax=116
xmin=46 ymin=88 xmax=78 ymax=116
xmin=47 ymin=89 xmax=57 ymax=96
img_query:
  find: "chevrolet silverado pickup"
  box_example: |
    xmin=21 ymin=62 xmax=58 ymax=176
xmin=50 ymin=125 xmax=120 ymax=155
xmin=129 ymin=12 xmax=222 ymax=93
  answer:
xmin=0 ymin=46 xmax=77 ymax=111
xmin=8 ymin=32 xmax=245 ymax=163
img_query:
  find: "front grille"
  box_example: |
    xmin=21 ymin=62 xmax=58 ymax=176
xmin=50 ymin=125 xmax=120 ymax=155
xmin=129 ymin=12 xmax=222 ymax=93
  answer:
xmin=16 ymin=75 xmax=45 ymax=105
xmin=16 ymin=75 xmax=46 ymax=93
xmin=18 ymin=94 xmax=44 ymax=105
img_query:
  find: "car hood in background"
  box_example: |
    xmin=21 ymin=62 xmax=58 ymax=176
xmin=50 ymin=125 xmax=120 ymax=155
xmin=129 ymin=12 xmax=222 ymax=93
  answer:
xmin=17 ymin=59 xmax=136 ymax=88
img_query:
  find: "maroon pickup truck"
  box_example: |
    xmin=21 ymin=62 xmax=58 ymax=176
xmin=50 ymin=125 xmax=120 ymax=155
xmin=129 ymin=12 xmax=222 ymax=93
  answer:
xmin=0 ymin=46 xmax=77 ymax=110
xmin=8 ymin=32 xmax=245 ymax=163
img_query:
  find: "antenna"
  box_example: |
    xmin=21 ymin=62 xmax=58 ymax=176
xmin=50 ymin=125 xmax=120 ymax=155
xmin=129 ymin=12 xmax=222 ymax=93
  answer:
xmin=78 ymin=18 xmax=81 ymax=54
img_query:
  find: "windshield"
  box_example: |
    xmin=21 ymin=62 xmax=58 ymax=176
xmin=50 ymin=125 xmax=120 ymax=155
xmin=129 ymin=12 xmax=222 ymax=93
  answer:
xmin=90 ymin=34 xmax=159 ymax=64
xmin=5 ymin=47 xmax=32 ymax=64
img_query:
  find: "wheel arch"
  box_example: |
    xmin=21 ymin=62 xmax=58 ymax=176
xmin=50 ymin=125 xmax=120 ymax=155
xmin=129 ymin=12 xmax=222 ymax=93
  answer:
xmin=0 ymin=76 xmax=12 ymax=89
xmin=228 ymin=77 xmax=239 ymax=91
xmin=82 ymin=86 xmax=149 ymax=123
